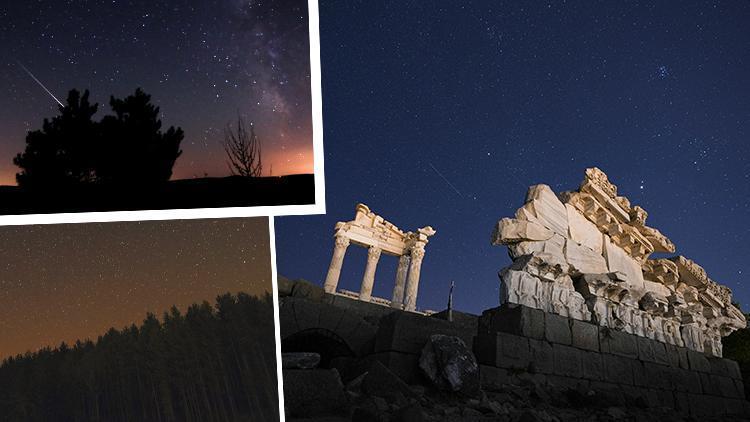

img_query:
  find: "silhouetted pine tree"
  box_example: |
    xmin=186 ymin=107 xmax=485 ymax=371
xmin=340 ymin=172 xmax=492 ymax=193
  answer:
xmin=97 ymin=89 xmax=183 ymax=186
xmin=13 ymin=90 xmax=99 ymax=189
xmin=14 ymin=88 xmax=184 ymax=189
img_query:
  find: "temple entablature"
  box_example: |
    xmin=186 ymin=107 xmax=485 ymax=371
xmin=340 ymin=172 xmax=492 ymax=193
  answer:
xmin=324 ymin=203 xmax=435 ymax=312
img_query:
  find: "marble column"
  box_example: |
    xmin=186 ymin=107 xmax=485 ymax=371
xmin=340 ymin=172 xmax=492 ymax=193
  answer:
xmin=403 ymin=245 xmax=425 ymax=312
xmin=359 ymin=246 xmax=382 ymax=301
xmin=323 ymin=235 xmax=350 ymax=294
xmin=390 ymin=254 xmax=411 ymax=309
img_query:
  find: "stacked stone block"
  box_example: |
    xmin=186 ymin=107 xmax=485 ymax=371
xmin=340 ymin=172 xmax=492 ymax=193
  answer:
xmin=475 ymin=305 xmax=749 ymax=418
xmin=371 ymin=310 xmax=478 ymax=383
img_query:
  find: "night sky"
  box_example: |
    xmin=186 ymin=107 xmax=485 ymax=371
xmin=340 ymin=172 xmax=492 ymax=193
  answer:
xmin=0 ymin=217 xmax=271 ymax=359
xmin=0 ymin=0 xmax=313 ymax=186
xmin=276 ymin=1 xmax=750 ymax=314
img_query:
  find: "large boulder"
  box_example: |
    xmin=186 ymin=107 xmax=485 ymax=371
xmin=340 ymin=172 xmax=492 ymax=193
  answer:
xmin=418 ymin=334 xmax=480 ymax=397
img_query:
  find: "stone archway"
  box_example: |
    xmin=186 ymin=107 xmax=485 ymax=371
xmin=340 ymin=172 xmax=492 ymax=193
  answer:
xmin=281 ymin=328 xmax=354 ymax=368
xmin=279 ymin=296 xmax=377 ymax=357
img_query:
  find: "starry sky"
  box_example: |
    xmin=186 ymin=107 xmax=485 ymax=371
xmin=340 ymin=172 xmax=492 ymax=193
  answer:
xmin=0 ymin=0 xmax=313 ymax=186
xmin=0 ymin=217 xmax=271 ymax=359
xmin=276 ymin=1 xmax=750 ymax=314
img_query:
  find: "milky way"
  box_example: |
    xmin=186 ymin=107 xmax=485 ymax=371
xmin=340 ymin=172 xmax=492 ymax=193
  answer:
xmin=0 ymin=0 xmax=313 ymax=185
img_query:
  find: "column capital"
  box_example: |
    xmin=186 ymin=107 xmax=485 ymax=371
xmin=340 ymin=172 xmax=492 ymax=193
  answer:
xmin=410 ymin=245 xmax=425 ymax=260
xmin=397 ymin=254 xmax=411 ymax=266
xmin=334 ymin=235 xmax=351 ymax=248
xmin=367 ymin=246 xmax=382 ymax=261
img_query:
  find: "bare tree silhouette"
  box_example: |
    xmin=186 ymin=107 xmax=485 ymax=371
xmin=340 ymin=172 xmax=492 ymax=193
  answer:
xmin=222 ymin=116 xmax=262 ymax=178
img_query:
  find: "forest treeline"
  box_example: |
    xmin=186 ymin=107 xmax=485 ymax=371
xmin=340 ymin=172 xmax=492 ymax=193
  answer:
xmin=0 ymin=292 xmax=279 ymax=422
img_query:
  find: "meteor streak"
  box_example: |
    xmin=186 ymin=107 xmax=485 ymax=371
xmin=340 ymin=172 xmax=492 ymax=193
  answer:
xmin=429 ymin=162 xmax=462 ymax=197
xmin=16 ymin=61 xmax=64 ymax=107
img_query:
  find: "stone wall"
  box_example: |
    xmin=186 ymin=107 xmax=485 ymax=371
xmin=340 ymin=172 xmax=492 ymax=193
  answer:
xmin=475 ymin=304 xmax=749 ymax=418
xmin=279 ymin=278 xmax=750 ymax=419
xmin=370 ymin=310 xmax=478 ymax=384
xmin=278 ymin=276 xmax=479 ymax=384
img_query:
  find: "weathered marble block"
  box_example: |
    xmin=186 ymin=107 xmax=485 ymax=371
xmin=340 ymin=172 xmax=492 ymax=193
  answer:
xmin=492 ymin=168 xmax=746 ymax=357
xmin=500 ymin=268 xmax=590 ymax=321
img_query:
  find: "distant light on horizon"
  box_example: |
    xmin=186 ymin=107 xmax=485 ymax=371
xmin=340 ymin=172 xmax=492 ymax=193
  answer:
xmin=0 ymin=139 xmax=314 ymax=186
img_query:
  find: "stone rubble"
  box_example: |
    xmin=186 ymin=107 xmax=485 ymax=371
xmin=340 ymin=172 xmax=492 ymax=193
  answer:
xmin=492 ymin=167 xmax=746 ymax=357
xmin=284 ymin=350 xmax=744 ymax=422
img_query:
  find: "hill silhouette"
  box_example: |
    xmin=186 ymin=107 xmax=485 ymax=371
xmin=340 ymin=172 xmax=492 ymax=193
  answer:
xmin=0 ymin=292 xmax=279 ymax=422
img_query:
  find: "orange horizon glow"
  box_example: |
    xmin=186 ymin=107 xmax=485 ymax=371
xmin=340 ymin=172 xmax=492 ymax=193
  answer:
xmin=0 ymin=172 xmax=14 ymax=186
xmin=0 ymin=143 xmax=314 ymax=186
xmin=3 ymin=289 xmax=270 ymax=361
xmin=0 ymin=218 xmax=272 ymax=360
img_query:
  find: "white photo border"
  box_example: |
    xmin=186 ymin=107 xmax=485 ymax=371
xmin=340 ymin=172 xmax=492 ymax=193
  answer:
xmin=269 ymin=217 xmax=287 ymax=422
xmin=0 ymin=0 xmax=325 ymax=227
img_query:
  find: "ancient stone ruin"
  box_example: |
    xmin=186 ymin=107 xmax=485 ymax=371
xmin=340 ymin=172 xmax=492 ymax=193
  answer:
xmin=323 ymin=203 xmax=435 ymax=311
xmin=492 ymin=167 xmax=746 ymax=357
xmin=280 ymin=177 xmax=750 ymax=420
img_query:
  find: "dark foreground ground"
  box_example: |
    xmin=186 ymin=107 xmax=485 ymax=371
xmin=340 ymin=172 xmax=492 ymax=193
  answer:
xmin=0 ymin=174 xmax=314 ymax=214
xmin=278 ymin=277 xmax=750 ymax=422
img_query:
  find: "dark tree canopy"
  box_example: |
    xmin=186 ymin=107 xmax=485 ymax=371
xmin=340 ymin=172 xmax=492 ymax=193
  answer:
xmin=0 ymin=292 xmax=279 ymax=421
xmin=97 ymin=89 xmax=183 ymax=185
xmin=14 ymin=88 xmax=184 ymax=189
xmin=13 ymin=90 xmax=99 ymax=188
